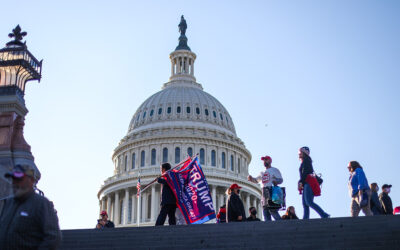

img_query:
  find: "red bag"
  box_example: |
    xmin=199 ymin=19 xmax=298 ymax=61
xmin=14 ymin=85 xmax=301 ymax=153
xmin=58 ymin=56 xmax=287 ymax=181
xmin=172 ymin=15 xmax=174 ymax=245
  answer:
xmin=306 ymin=174 xmax=321 ymax=196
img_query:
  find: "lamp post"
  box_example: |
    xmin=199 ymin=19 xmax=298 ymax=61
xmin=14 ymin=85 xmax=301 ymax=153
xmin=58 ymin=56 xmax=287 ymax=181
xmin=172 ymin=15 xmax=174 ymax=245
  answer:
xmin=0 ymin=25 xmax=42 ymax=200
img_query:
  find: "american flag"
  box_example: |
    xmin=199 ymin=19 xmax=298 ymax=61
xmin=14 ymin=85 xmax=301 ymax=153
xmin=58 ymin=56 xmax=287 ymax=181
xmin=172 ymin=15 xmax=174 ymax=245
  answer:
xmin=136 ymin=176 xmax=141 ymax=197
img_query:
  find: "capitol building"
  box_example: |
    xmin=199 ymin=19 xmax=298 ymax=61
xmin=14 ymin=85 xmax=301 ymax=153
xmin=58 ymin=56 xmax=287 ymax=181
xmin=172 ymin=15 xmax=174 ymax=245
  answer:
xmin=97 ymin=17 xmax=262 ymax=226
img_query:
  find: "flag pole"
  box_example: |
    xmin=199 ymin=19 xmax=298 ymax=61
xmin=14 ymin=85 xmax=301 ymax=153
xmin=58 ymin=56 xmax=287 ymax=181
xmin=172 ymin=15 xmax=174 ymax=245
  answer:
xmin=139 ymin=156 xmax=194 ymax=193
xmin=137 ymin=192 xmax=140 ymax=227
xmin=137 ymin=173 xmax=141 ymax=227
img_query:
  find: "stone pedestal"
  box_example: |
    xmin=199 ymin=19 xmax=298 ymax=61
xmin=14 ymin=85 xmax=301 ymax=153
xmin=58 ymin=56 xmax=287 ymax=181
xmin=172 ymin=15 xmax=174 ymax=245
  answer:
xmin=0 ymin=97 xmax=39 ymax=206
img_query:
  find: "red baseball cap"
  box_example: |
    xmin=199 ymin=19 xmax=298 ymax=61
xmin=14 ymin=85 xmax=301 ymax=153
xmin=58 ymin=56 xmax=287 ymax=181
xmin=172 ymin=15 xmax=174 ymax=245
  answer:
xmin=394 ymin=206 xmax=400 ymax=215
xmin=100 ymin=210 xmax=108 ymax=216
xmin=261 ymin=156 xmax=272 ymax=162
xmin=230 ymin=183 xmax=242 ymax=190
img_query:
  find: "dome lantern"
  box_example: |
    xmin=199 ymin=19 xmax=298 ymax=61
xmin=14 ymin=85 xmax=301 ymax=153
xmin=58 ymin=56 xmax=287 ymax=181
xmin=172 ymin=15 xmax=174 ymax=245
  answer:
xmin=169 ymin=15 xmax=197 ymax=83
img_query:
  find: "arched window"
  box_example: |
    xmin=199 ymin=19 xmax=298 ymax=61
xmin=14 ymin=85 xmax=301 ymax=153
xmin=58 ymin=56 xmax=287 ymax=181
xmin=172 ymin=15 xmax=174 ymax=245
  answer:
xmin=151 ymin=149 xmax=156 ymax=165
xmin=150 ymin=109 xmax=154 ymax=117
xmin=140 ymin=150 xmax=145 ymax=167
xmin=220 ymin=113 xmax=223 ymax=120
xmin=211 ymin=150 xmax=216 ymax=167
xmin=205 ymin=109 xmax=209 ymax=116
xmin=230 ymin=155 xmax=234 ymax=171
xmin=186 ymin=107 xmax=191 ymax=113
xmin=187 ymin=147 xmax=193 ymax=157
xmin=131 ymin=153 xmax=136 ymax=169
xmin=200 ymin=148 xmax=205 ymax=165
xmin=196 ymin=107 xmax=200 ymax=114
xmin=158 ymin=108 xmax=162 ymax=115
xmin=143 ymin=112 xmax=146 ymax=119
xmin=213 ymin=111 xmax=217 ymax=118
xmin=221 ymin=152 xmax=226 ymax=169
xmin=177 ymin=106 xmax=181 ymax=113
xmin=163 ymin=148 xmax=168 ymax=163
xmin=237 ymin=158 xmax=240 ymax=173
xmin=175 ymin=147 xmax=180 ymax=163
xmin=125 ymin=155 xmax=128 ymax=171
xmin=167 ymin=107 xmax=171 ymax=114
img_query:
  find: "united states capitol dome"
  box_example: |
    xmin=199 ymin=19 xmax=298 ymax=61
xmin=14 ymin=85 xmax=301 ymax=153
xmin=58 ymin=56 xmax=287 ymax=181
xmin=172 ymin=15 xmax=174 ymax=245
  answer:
xmin=128 ymin=81 xmax=236 ymax=136
xmin=98 ymin=16 xmax=261 ymax=227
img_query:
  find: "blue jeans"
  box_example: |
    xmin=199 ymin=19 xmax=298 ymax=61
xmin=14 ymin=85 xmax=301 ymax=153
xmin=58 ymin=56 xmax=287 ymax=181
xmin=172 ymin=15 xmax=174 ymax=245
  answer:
xmin=263 ymin=207 xmax=282 ymax=221
xmin=302 ymin=183 xmax=329 ymax=219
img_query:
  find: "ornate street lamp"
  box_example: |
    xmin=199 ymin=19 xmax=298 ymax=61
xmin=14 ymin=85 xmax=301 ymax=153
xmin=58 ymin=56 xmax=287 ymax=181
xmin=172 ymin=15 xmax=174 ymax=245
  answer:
xmin=0 ymin=25 xmax=42 ymax=98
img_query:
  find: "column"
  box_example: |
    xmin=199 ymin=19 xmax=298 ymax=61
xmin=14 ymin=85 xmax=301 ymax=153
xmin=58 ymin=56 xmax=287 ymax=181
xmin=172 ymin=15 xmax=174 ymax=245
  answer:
xmin=106 ymin=195 xmax=111 ymax=217
xmin=246 ymin=194 xmax=250 ymax=213
xmin=123 ymin=188 xmax=129 ymax=225
xmin=101 ymin=198 xmax=106 ymax=211
xmin=184 ymin=57 xmax=188 ymax=73
xmin=114 ymin=191 xmax=120 ymax=225
xmin=99 ymin=199 xmax=103 ymax=214
xmin=219 ymin=193 xmax=225 ymax=209
xmin=142 ymin=192 xmax=147 ymax=221
xmin=150 ymin=185 xmax=156 ymax=222
xmin=171 ymin=58 xmax=174 ymax=75
xmin=131 ymin=193 xmax=136 ymax=224
xmin=212 ymin=185 xmax=217 ymax=212
xmin=190 ymin=59 xmax=194 ymax=76
xmin=258 ymin=201 xmax=263 ymax=221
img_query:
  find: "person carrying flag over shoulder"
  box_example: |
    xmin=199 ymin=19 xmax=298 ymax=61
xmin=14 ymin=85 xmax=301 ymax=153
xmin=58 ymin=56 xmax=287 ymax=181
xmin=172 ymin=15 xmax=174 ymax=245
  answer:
xmin=155 ymin=163 xmax=177 ymax=226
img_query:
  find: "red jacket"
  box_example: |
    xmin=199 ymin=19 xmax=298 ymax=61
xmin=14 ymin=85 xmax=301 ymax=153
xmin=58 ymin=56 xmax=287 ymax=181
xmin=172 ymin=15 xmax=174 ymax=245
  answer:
xmin=306 ymin=174 xmax=321 ymax=196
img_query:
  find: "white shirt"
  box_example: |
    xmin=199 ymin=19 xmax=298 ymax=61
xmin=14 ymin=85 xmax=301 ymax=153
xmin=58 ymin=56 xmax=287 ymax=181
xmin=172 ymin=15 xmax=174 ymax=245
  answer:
xmin=253 ymin=167 xmax=283 ymax=187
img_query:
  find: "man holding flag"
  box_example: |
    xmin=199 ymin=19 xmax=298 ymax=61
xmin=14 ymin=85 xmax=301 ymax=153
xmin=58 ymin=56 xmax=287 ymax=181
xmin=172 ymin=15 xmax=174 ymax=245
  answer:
xmin=155 ymin=163 xmax=177 ymax=226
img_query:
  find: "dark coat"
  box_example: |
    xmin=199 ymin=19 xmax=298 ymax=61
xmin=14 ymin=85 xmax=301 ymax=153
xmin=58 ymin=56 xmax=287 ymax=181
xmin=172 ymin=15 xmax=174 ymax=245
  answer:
xmin=0 ymin=191 xmax=61 ymax=250
xmin=246 ymin=216 xmax=261 ymax=221
xmin=370 ymin=191 xmax=383 ymax=215
xmin=158 ymin=177 xmax=177 ymax=206
xmin=379 ymin=192 xmax=393 ymax=215
xmin=96 ymin=220 xmax=115 ymax=229
xmin=226 ymin=192 xmax=246 ymax=222
xmin=299 ymin=158 xmax=314 ymax=185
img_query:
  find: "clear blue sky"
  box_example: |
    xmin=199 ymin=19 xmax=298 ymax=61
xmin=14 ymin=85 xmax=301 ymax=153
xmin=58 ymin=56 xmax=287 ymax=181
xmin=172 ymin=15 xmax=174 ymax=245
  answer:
xmin=1 ymin=0 xmax=399 ymax=229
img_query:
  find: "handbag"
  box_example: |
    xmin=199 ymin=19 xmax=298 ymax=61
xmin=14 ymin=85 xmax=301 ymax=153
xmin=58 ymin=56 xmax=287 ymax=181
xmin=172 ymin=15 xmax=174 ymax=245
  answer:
xmin=271 ymin=186 xmax=284 ymax=205
xmin=314 ymin=173 xmax=323 ymax=185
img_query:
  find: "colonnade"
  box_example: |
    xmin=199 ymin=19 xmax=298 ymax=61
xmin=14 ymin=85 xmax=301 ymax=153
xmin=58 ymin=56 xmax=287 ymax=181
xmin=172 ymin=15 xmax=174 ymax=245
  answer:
xmin=99 ymin=184 xmax=262 ymax=226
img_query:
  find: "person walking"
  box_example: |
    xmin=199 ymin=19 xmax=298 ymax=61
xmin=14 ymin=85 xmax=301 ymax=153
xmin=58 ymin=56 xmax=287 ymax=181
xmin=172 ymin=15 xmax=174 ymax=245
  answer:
xmin=248 ymin=155 xmax=283 ymax=221
xmin=379 ymin=184 xmax=393 ymax=215
xmin=0 ymin=164 xmax=61 ymax=250
xmin=155 ymin=163 xmax=177 ymax=226
xmin=226 ymin=184 xmax=246 ymax=222
xmin=348 ymin=161 xmax=373 ymax=217
xmin=370 ymin=183 xmax=383 ymax=215
xmin=298 ymin=147 xmax=329 ymax=219
xmin=281 ymin=206 xmax=299 ymax=220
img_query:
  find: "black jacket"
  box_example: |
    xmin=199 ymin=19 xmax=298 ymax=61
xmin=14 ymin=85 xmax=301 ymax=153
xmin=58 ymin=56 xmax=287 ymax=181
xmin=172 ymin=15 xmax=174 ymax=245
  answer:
xmin=246 ymin=216 xmax=261 ymax=221
xmin=96 ymin=220 xmax=115 ymax=229
xmin=158 ymin=177 xmax=176 ymax=205
xmin=0 ymin=191 xmax=61 ymax=250
xmin=370 ymin=191 xmax=383 ymax=215
xmin=299 ymin=158 xmax=314 ymax=185
xmin=226 ymin=192 xmax=246 ymax=222
xmin=379 ymin=192 xmax=393 ymax=215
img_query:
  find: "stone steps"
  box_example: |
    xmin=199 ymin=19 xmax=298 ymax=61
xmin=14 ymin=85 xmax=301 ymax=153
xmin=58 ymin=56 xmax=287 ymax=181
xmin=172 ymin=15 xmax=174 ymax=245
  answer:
xmin=60 ymin=216 xmax=400 ymax=249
